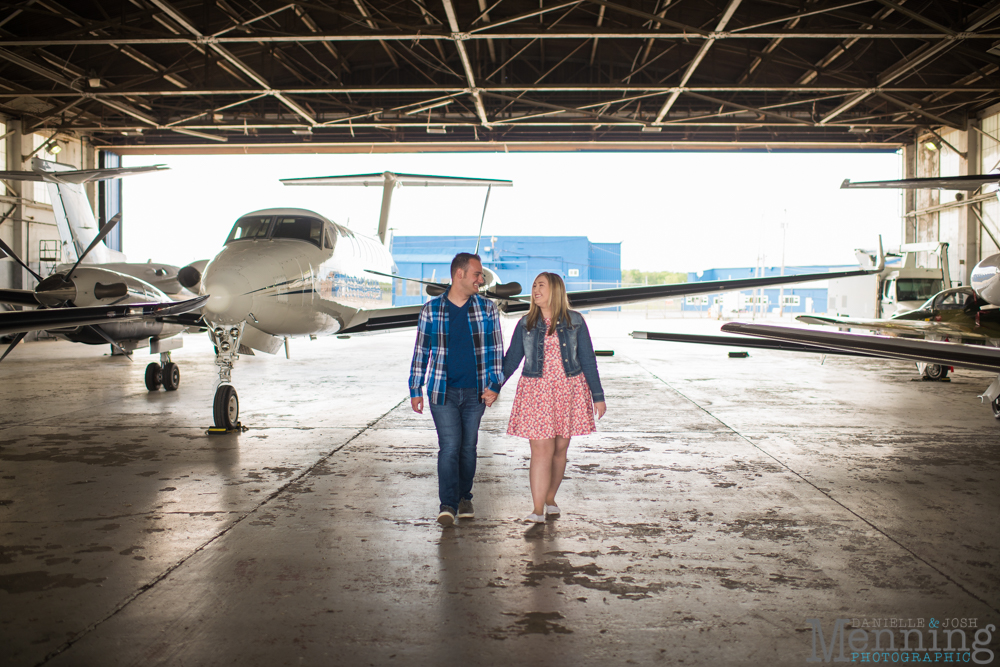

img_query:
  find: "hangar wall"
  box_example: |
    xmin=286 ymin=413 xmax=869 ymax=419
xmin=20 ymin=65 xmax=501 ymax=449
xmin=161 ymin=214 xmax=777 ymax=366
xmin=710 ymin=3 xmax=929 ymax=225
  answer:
xmin=905 ymin=106 xmax=1000 ymax=287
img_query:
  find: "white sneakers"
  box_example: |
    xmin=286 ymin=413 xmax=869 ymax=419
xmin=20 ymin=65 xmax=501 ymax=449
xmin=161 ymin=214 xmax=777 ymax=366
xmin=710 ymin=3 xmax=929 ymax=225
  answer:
xmin=523 ymin=513 xmax=545 ymax=523
xmin=544 ymin=504 xmax=560 ymax=516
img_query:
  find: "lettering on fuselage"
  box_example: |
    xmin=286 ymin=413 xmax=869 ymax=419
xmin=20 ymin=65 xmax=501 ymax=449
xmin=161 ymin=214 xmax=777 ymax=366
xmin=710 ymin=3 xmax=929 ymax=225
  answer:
xmin=319 ymin=272 xmax=384 ymax=302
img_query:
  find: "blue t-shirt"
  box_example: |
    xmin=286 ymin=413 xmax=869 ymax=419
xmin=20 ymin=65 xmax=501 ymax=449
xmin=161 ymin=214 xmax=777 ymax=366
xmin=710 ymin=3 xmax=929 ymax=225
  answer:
xmin=446 ymin=298 xmax=478 ymax=389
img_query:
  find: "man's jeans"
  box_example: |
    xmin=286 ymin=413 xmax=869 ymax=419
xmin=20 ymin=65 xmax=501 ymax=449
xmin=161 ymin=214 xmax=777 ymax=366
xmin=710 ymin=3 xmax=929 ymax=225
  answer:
xmin=428 ymin=387 xmax=486 ymax=512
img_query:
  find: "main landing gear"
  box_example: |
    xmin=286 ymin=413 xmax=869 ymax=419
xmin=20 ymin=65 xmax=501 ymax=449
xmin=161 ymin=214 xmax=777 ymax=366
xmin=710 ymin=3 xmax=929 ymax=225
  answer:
xmin=978 ymin=374 xmax=1000 ymax=421
xmin=209 ymin=322 xmax=245 ymax=431
xmin=145 ymin=352 xmax=181 ymax=391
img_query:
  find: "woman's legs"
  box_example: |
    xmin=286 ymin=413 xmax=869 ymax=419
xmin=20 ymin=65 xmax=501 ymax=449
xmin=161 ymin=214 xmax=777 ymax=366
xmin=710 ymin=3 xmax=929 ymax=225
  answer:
xmin=545 ymin=437 xmax=571 ymax=506
xmin=528 ymin=438 xmax=555 ymax=515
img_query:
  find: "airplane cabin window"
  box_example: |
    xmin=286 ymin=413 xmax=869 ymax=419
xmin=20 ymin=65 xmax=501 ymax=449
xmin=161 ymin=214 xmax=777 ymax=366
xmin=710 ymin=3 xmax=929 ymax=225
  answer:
xmin=226 ymin=215 xmax=272 ymax=244
xmin=272 ymin=216 xmax=324 ymax=247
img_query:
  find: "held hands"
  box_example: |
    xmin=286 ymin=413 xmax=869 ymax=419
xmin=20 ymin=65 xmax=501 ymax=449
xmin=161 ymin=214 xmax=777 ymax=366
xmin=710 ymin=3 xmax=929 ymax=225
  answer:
xmin=411 ymin=396 xmax=423 ymax=414
xmin=482 ymin=389 xmax=499 ymax=407
xmin=594 ymin=401 xmax=607 ymax=420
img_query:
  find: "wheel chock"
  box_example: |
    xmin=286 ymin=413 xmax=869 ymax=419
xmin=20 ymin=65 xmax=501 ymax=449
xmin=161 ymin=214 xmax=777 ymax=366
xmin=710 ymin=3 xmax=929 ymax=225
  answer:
xmin=207 ymin=423 xmax=248 ymax=435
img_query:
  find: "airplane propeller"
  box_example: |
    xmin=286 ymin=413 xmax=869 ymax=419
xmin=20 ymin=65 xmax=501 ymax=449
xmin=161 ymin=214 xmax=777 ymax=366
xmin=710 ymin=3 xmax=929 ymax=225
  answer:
xmin=0 ymin=212 xmax=131 ymax=362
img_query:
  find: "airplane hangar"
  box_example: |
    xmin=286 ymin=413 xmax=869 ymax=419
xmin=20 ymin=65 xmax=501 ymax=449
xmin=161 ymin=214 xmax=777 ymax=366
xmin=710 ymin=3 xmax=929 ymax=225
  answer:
xmin=1 ymin=3 xmax=1000 ymax=666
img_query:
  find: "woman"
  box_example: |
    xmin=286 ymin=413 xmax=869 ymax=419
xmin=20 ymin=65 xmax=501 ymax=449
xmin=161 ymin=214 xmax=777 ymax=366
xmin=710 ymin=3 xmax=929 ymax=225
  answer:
xmin=502 ymin=272 xmax=607 ymax=523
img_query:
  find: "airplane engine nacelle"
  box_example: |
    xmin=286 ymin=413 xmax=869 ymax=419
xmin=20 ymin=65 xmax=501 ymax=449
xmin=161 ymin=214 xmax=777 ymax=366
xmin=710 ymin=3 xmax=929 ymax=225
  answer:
xmin=178 ymin=259 xmax=210 ymax=292
xmin=35 ymin=267 xmax=135 ymax=307
xmin=487 ymin=282 xmax=522 ymax=298
xmin=971 ymin=253 xmax=1000 ymax=306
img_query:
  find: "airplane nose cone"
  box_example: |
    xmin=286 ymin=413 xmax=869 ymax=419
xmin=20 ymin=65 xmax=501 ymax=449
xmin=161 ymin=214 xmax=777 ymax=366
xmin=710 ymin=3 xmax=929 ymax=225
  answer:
xmin=202 ymin=268 xmax=253 ymax=324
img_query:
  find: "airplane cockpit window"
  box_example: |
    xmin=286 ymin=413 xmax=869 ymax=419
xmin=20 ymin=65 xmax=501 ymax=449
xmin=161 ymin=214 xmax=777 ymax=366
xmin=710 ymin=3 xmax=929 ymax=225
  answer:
xmin=324 ymin=227 xmax=335 ymax=250
xmin=226 ymin=215 xmax=272 ymax=244
xmin=271 ymin=216 xmax=324 ymax=247
xmin=932 ymin=288 xmax=975 ymax=311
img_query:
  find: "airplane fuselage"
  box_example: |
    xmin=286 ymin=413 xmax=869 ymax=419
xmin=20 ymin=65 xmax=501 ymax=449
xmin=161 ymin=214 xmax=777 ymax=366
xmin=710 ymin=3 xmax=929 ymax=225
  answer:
xmin=200 ymin=208 xmax=395 ymax=336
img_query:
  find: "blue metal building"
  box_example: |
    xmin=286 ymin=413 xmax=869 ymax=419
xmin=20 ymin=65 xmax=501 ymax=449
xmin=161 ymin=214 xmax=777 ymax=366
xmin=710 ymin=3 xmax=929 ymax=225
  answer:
xmin=681 ymin=265 xmax=855 ymax=314
xmin=390 ymin=235 xmax=621 ymax=306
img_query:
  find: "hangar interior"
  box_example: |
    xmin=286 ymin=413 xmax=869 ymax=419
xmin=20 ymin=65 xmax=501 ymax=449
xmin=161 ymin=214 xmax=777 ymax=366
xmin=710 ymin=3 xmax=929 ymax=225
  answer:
xmin=1 ymin=2 xmax=1000 ymax=666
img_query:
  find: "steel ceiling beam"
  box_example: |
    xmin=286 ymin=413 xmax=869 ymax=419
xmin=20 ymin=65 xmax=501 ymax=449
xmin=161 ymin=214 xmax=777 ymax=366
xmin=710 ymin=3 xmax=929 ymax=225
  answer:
xmin=441 ymin=0 xmax=490 ymax=127
xmin=653 ymin=0 xmax=744 ymax=123
xmin=146 ymin=0 xmax=317 ymax=126
xmin=5 ymin=31 xmax=1000 ymax=47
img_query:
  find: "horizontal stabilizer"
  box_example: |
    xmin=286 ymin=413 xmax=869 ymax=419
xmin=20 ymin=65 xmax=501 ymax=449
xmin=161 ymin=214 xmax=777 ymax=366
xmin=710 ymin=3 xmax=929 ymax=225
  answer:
xmin=841 ymin=175 xmax=1000 ymax=190
xmin=0 ymin=165 xmax=167 ymax=184
xmin=281 ymin=171 xmax=512 ymax=187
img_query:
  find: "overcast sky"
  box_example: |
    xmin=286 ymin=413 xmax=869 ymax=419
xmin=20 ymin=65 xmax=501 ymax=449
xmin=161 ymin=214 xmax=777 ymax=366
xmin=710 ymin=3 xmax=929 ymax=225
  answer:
xmin=122 ymin=150 xmax=902 ymax=273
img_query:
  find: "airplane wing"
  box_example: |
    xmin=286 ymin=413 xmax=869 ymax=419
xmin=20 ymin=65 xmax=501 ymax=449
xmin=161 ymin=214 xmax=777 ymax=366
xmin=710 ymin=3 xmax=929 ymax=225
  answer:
xmin=281 ymin=172 xmax=512 ymax=187
xmin=795 ymin=314 xmax=993 ymax=340
xmin=337 ymin=304 xmax=424 ymax=335
xmin=720 ymin=322 xmax=1000 ymax=374
xmin=0 ymin=288 xmax=39 ymax=307
xmin=841 ymin=175 xmax=1000 ymax=190
xmin=630 ymin=330 xmax=886 ymax=358
xmin=334 ymin=262 xmax=881 ymax=333
xmin=0 ymin=296 xmax=207 ymax=336
xmin=502 ymin=263 xmax=882 ymax=314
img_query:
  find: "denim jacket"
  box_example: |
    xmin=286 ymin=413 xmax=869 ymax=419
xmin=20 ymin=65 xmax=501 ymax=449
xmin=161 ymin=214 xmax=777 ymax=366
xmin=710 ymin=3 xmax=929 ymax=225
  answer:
xmin=502 ymin=310 xmax=604 ymax=402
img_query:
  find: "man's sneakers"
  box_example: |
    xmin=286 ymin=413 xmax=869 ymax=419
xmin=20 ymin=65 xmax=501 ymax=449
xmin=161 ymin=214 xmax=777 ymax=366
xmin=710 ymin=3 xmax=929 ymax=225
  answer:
xmin=457 ymin=499 xmax=475 ymax=519
xmin=437 ymin=508 xmax=456 ymax=526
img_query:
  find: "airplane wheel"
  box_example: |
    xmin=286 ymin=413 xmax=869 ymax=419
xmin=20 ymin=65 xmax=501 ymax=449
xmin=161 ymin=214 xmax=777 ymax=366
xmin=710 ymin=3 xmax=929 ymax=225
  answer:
xmin=992 ymin=396 xmax=1000 ymax=420
xmin=924 ymin=364 xmax=949 ymax=381
xmin=162 ymin=363 xmax=180 ymax=391
xmin=213 ymin=385 xmax=239 ymax=429
xmin=145 ymin=363 xmax=162 ymax=391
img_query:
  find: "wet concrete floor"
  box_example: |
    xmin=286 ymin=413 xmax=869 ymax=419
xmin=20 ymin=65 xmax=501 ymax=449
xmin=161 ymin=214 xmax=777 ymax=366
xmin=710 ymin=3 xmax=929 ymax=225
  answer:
xmin=1 ymin=314 xmax=998 ymax=666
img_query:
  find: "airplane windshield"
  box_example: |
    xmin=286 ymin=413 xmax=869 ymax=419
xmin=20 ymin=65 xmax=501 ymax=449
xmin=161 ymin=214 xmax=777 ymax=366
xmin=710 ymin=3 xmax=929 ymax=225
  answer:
xmin=897 ymin=278 xmax=943 ymax=302
xmin=226 ymin=215 xmax=272 ymax=244
xmin=271 ymin=216 xmax=324 ymax=247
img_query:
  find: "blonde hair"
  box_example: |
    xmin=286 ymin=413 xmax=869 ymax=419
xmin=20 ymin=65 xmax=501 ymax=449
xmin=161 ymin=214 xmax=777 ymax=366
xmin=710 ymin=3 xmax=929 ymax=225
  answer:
xmin=525 ymin=272 xmax=571 ymax=335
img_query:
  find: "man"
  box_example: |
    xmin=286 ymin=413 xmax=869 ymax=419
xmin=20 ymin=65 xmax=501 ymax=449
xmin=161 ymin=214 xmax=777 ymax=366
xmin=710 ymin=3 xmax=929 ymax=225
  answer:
xmin=409 ymin=253 xmax=504 ymax=527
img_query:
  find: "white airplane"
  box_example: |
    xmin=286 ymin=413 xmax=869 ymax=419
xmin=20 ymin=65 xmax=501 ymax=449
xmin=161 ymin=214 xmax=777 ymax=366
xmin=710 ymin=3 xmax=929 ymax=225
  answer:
xmin=0 ymin=160 xmax=208 ymax=388
xmin=179 ymin=171 xmax=885 ymax=431
xmin=0 ymin=223 xmax=206 ymax=382
xmin=0 ymin=158 xmax=190 ymax=296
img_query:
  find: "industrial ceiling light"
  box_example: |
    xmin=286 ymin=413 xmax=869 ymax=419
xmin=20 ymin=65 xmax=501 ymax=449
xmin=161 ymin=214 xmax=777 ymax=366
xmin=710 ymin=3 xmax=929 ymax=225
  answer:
xmin=923 ymin=139 xmax=940 ymax=152
xmin=640 ymin=126 xmax=662 ymax=132
xmin=87 ymin=77 xmax=102 ymax=88
xmin=47 ymin=143 xmax=61 ymax=155
xmin=291 ymin=128 xmax=313 ymax=135
xmin=426 ymin=127 xmax=447 ymax=134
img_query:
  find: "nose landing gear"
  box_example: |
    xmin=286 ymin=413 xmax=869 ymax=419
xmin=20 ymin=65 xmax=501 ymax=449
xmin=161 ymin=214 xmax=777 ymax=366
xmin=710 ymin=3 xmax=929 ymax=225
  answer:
xmin=209 ymin=322 xmax=246 ymax=432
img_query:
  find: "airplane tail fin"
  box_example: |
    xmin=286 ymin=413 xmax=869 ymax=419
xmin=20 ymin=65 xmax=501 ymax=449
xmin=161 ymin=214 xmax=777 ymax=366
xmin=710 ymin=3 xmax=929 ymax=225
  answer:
xmin=281 ymin=171 xmax=513 ymax=246
xmin=0 ymin=159 xmax=166 ymax=265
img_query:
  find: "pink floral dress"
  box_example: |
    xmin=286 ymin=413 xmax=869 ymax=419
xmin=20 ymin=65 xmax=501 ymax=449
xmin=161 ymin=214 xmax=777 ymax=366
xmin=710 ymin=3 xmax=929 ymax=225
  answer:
xmin=507 ymin=318 xmax=596 ymax=439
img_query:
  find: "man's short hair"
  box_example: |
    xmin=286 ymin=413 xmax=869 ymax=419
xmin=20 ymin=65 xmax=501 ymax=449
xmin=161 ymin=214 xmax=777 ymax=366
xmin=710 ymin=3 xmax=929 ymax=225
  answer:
xmin=451 ymin=252 xmax=481 ymax=277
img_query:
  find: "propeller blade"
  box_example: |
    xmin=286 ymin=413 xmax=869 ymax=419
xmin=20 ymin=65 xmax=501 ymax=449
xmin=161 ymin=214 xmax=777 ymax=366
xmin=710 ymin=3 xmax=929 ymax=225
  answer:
xmin=84 ymin=323 xmax=132 ymax=360
xmin=0 ymin=331 xmax=26 ymax=363
xmin=0 ymin=237 xmax=43 ymax=282
xmin=65 ymin=212 xmax=122 ymax=278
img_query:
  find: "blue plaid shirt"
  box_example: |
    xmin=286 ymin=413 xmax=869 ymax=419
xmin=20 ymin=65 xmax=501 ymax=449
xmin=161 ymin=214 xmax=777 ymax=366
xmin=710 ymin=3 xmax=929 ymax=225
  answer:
xmin=409 ymin=290 xmax=504 ymax=406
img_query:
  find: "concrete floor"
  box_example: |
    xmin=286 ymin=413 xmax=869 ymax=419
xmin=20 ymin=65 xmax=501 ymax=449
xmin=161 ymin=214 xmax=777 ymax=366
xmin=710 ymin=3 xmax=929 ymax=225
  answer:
xmin=1 ymin=314 xmax=998 ymax=666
